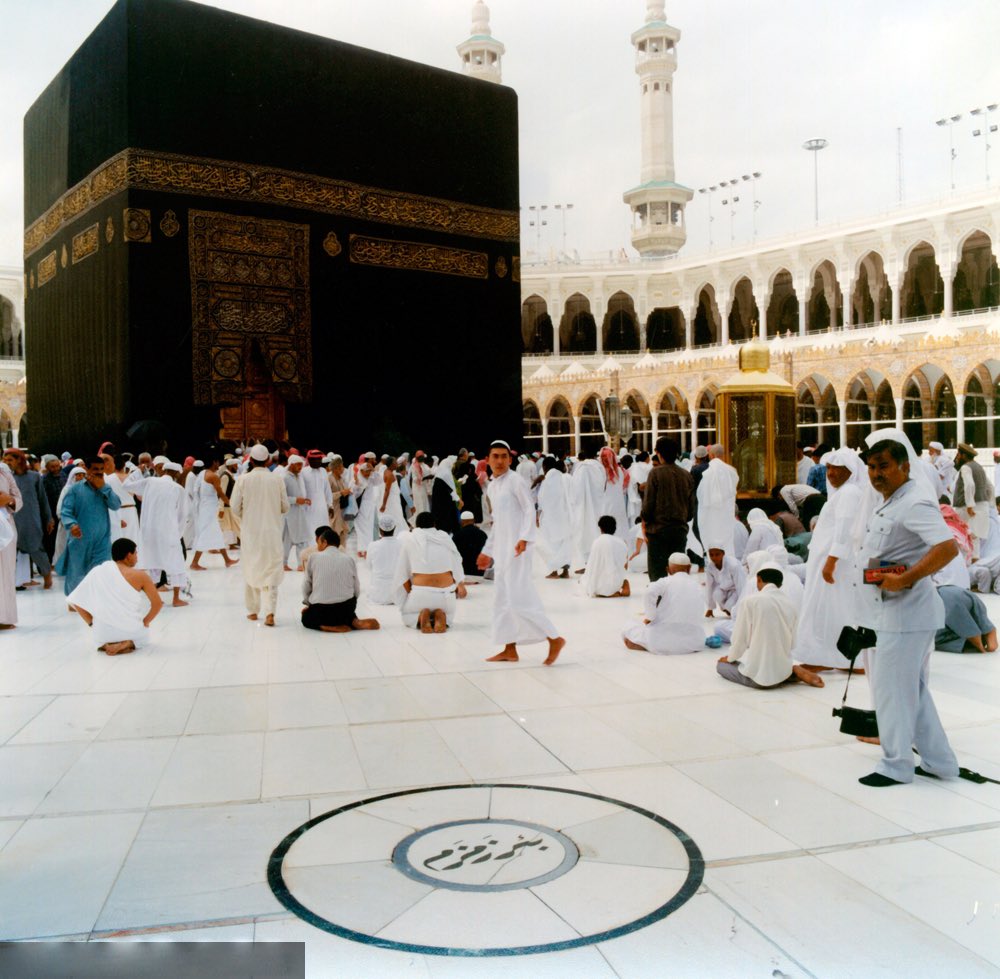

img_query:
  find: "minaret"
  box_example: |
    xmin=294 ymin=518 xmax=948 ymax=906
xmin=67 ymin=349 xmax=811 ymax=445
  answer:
xmin=622 ymin=2 xmax=693 ymax=257
xmin=457 ymin=1 xmax=504 ymax=84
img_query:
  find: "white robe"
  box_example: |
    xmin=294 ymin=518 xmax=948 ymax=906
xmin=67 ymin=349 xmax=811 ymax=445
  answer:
xmin=283 ymin=471 xmax=312 ymax=546
xmin=599 ymin=474 xmax=630 ymax=543
xmin=536 ymin=469 xmax=572 ymax=574
xmin=302 ymin=466 xmax=333 ymax=535
xmin=376 ymin=472 xmax=407 ymax=535
xmin=570 ymin=459 xmax=604 ymax=568
xmin=623 ymin=571 xmax=705 ymax=654
xmin=483 ymin=470 xmax=557 ymax=645
xmin=230 ymin=468 xmax=289 ymax=589
xmin=580 ymin=533 xmax=628 ymax=597
xmin=393 ymin=527 xmax=464 ymax=626
xmin=135 ymin=476 xmax=188 ymax=576
xmin=731 ymin=519 xmax=749 ymax=560
xmin=67 ymin=560 xmax=150 ymax=649
xmin=705 ymin=555 xmax=746 ymax=613
xmin=191 ymin=472 xmax=225 ymax=551
xmin=366 ymin=535 xmax=403 ymax=605
xmin=353 ymin=471 xmax=379 ymax=554
xmin=792 ymin=481 xmax=865 ymax=667
xmin=410 ymin=462 xmax=432 ymax=514
xmin=744 ymin=520 xmax=783 ymax=560
xmin=106 ymin=472 xmax=140 ymax=543
xmin=627 ymin=461 xmax=651 ymax=522
xmin=697 ymin=458 xmax=739 ymax=552
xmin=726 ymin=583 xmax=799 ymax=686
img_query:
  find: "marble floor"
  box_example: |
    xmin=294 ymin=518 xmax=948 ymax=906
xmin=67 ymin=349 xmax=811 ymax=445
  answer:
xmin=2 ymin=547 xmax=1000 ymax=977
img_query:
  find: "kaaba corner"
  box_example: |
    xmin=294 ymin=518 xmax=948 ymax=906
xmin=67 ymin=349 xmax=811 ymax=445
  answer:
xmin=23 ymin=0 xmax=521 ymax=454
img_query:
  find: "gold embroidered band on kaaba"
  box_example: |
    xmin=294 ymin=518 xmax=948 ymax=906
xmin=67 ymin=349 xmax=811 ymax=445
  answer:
xmin=24 ymin=148 xmax=519 ymax=258
xmin=349 ymin=235 xmax=488 ymax=279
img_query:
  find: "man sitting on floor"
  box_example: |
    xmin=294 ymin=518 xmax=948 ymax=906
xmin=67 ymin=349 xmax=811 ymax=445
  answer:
xmin=366 ymin=513 xmax=403 ymax=605
xmin=716 ymin=564 xmax=823 ymax=688
xmin=622 ymin=552 xmax=704 ymax=654
xmin=67 ymin=537 xmax=163 ymax=655
xmin=580 ymin=515 xmax=630 ymax=598
xmin=394 ymin=511 xmax=467 ymax=632
xmin=301 ymin=528 xmax=380 ymax=633
xmin=705 ymin=546 xmax=745 ymax=617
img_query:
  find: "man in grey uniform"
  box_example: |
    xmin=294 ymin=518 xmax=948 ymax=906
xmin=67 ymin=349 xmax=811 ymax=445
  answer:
xmin=857 ymin=438 xmax=960 ymax=786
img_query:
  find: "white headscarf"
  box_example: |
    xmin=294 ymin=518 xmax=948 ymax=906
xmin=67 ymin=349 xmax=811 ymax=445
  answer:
xmin=747 ymin=508 xmax=770 ymax=528
xmin=433 ymin=455 xmax=460 ymax=503
xmin=822 ymin=447 xmax=865 ymax=498
xmin=864 ymin=428 xmax=938 ymax=504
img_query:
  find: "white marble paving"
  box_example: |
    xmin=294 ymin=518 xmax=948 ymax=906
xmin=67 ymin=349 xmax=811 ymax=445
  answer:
xmin=0 ymin=560 xmax=998 ymax=977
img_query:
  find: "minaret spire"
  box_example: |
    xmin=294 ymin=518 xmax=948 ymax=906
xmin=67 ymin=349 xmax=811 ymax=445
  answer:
xmin=457 ymin=1 xmax=505 ymax=84
xmin=622 ymin=3 xmax=692 ymax=256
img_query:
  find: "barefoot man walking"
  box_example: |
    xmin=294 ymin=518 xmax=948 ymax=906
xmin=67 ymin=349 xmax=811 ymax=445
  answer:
xmin=478 ymin=440 xmax=565 ymax=665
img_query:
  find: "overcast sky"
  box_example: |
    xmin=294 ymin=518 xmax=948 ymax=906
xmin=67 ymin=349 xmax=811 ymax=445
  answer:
xmin=2 ymin=0 xmax=999 ymax=267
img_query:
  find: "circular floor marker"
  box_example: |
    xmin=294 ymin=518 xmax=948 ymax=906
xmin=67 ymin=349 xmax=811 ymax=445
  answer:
xmin=268 ymin=783 xmax=704 ymax=957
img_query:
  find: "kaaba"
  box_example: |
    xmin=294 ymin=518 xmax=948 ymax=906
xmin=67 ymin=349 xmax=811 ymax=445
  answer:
xmin=23 ymin=0 xmax=521 ymax=455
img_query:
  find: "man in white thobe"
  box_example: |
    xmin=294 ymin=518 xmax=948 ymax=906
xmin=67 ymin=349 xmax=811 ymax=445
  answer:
xmin=302 ymin=450 xmax=334 ymax=536
xmin=717 ymin=565 xmax=823 ymax=688
xmin=231 ymin=444 xmax=290 ymax=626
xmin=536 ymin=458 xmax=573 ymax=578
xmin=133 ymin=461 xmax=189 ymax=607
xmin=282 ymin=456 xmax=312 ymax=570
xmin=580 ymin=515 xmax=630 ymax=597
xmin=478 ymin=440 xmax=565 ymax=665
xmin=570 ymin=448 xmax=604 ymax=571
xmin=366 ymin=513 xmax=403 ymax=605
xmin=927 ymin=441 xmax=956 ymax=500
xmin=395 ymin=511 xmax=467 ymax=630
xmin=623 ymin=552 xmax=704 ymax=654
xmin=705 ymin=547 xmax=746 ymax=616
xmin=697 ymin=445 xmax=739 ymax=554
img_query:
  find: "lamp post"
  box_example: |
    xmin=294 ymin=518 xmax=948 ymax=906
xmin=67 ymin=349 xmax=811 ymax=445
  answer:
xmin=803 ymin=138 xmax=828 ymax=225
xmin=743 ymin=172 xmax=762 ymax=239
xmin=527 ymin=204 xmax=548 ymax=258
xmin=935 ymin=114 xmax=962 ymax=191
xmin=697 ymin=185 xmax=718 ymax=249
xmin=970 ymin=104 xmax=999 ymax=183
xmin=553 ymin=203 xmax=574 ymax=258
xmin=720 ymin=180 xmax=739 ymax=246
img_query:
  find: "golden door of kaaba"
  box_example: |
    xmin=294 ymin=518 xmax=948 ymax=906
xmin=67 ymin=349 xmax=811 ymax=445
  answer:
xmin=219 ymin=347 xmax=287 ymax=443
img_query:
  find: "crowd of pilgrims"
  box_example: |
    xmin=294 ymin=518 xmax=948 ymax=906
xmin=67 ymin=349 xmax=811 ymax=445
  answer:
xmin=0 ymin=434 xmax=997 ymax=670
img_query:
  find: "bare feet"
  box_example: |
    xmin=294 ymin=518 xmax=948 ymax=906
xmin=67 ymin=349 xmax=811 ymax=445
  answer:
xmin=432 ymin=610 xmax=447 ymax=633
xmin=559 ymin=567 xmax=570 ymax=579
xmin=103 ymin=640 xmax=136 ymax=656
xmin=985 ymin=629 xmax=998 ymax=652
xmin=247 ymin=613 xmax=258 ymax=621
xmin=264 ymin=614 xmax=275 ymax=627
xmin=190 ymin=564 xmax=205 ymax=571
xmin=544 ymin=636 xmax=566 ymax=666
xmin=792 ymin=664 xmax=824 ymax=687
xmin=283 ymin=565 xmax=292 ymax=572
xmin=487 ymin=645 xmax=519 ymax=662
xmin=623 ymin=638 xmax=646 ymax=651
xmin=418 ymin=609 xmax=433 ymax=633
xmin=43 ymin=574 xmax=52 ymax=590
xmin=320 ymin=624 xmax=352 ymax=633
xmin=172 ymin=598 xmax=189 ymax=607
xmin=224 ymin=557 xmax=238 ymax=567
xmin=856 ymin=735 xmax=881 ymax=745
xmin=352 ymin=618 xmax=380 ymax=630
xmin=574 ymin=569 xmax=585 ymax=575
xmin=0 ymin=623 xmax=16 ymax=630
xmin=620 ymin=579 xmax=631 ymax=597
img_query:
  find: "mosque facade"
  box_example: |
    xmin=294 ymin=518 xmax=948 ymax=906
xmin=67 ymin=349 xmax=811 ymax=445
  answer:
xmin=0 ymin=265 xmax=25 ymax=448
xmin=511 ymin=3 xmax=1000 ymax=460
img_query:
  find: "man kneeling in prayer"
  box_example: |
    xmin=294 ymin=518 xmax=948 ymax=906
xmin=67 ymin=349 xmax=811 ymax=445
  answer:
xmin=580 ymin=515 xmax=631 ymax=597
xmin=623 ymin=552 xmax=704 ymax=653
xmin=395 ymin=512 xmax=467 ymax=632
xmin=301 ymin=528 xmax=380 ymax=633
xmin=716 ymin=564 xmax=823 ymax=688
xmin=68 ymin=537 xmax=162 ymax=655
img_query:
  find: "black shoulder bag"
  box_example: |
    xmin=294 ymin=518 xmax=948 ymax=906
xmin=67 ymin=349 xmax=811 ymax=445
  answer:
xmin=832 ymin=626 xmax=878 ymax=738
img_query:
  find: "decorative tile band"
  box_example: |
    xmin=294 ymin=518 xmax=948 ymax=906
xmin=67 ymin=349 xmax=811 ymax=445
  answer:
xmin=25 ymin=148 xmax=519 ymax=257
xmin=70 ymin=223 xmax=100 ymax=265
xmin=349 ymin=234 xmax=489 ymax=279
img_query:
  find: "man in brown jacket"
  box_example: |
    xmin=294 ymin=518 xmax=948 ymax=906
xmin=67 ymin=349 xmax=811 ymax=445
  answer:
xmin=640 ymin=437 xmax=694 ymax=582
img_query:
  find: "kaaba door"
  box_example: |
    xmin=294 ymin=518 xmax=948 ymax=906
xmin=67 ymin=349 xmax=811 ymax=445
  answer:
xmin=219 ymin=346 xmax=287 ymax=443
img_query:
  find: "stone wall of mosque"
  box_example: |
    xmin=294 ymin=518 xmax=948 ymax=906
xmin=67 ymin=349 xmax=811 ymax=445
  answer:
xmin=0 ymin=266 xmax=26 ymax=447
xmin=519 ymin=187 xmax=1000 ymax=457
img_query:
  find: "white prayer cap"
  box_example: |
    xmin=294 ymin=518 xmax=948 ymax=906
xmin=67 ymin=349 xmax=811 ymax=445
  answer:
xmin=193 ymin=460 xmax=204 ymax=467
xmin=756 ymin=561 xmax=783 ymax=574
xmin=460 ymin=511 xmax=475 ymax=521
xmin=287 ymin=455 xmax=305 ymax=466
xmin=163 ymin=461 xmax=182 ymax=473
xmin=929 ymin=441 xmax=944 ymax=452
xmin=377 ymin=513 xmax=396 ymax=531
xmin=249 ymin=444 xmax=270 ymax=462
xmin=153 ymin=455 xmax=168 ymax=466
xmin=224 ymin=456 xmax=239 ymax=467
xmin=693 ymin=445 xmax=708 ymax=458
xmin=322 ymin=453 xmax=334 ymax=463
xmin=667 ymin=552 xmax=691 ymax=566
xmin=490 ymin=439 xmax=511 ymax=451
xmin=365 ymin=451 xmax=377 ymax=460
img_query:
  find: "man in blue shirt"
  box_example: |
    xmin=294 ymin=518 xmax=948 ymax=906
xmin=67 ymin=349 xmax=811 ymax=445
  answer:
xmin=856 ymin=438 xmax=959 ymax=786
xmin=57 ymin=456 xmax=121 ymax=595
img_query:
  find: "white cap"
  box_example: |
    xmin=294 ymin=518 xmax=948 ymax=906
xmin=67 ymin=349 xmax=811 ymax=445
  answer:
xmin=287 ymin=455 xmax=305 ymax=466
xmin=377 ymin=514 xmax=396 ymax=531
xmin=225 ymin=457 xmax=239 ymax=467
xmin=153 ymin=455 xmax=168 ymax=466
xmin=163 ymin=461 xmax=182 ymax=473
xmin=668 ymin=552 xmax=691 ymax=565
xmin=929 ymin=441 xmax=944 ymax=452
xmin=460 ymin=511 xmax=475 ymax=521
xmin=693 ymin=445 xmax=708 ymax=458
xmin=322 ymin=453 xmax=334 ymax=463
xmin=193 ymin=460 xmax=204 ymax=467
xmin=250 ymin=444 xmax=270 ymax=462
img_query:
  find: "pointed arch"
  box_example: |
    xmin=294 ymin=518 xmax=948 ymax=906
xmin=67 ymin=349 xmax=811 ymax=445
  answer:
xmin=806 ymin=259 xmax=842 ymax=332
xmin=560 ymin=293 xmax=597 ymax=353
xmin=521 ymin=295 xmax=553 ymax=353
xmin=850 ymin=251 xmax=892 ymax=327
xmin=900 ymin=241 xmax=943 ymax=318
xmin=646 ymin=307 xmax=685 ymax=351
xmin=693 ymin=284 xmax=720 ymax=346
xmin=623 ymin=390 xmax=652 ymax=451
xmin=602 ymin=291 xmax=640 ymax=352
xmin=545 ymin=396 xmax=573 ymax=456
xmin=963 ymin=359 xmax=1000 ymax=448
xmin=953 ymin=230 xmax=999 ymax=313
xmin=902 ymin=363 xmax=955 ymax=451
xmin=728 ymin=277 xmax=759 ymax=342
xmin=766 ymin=268 xmax=798 ymax=337
xmin=796 ymin=373 xmax=839 ymax=447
